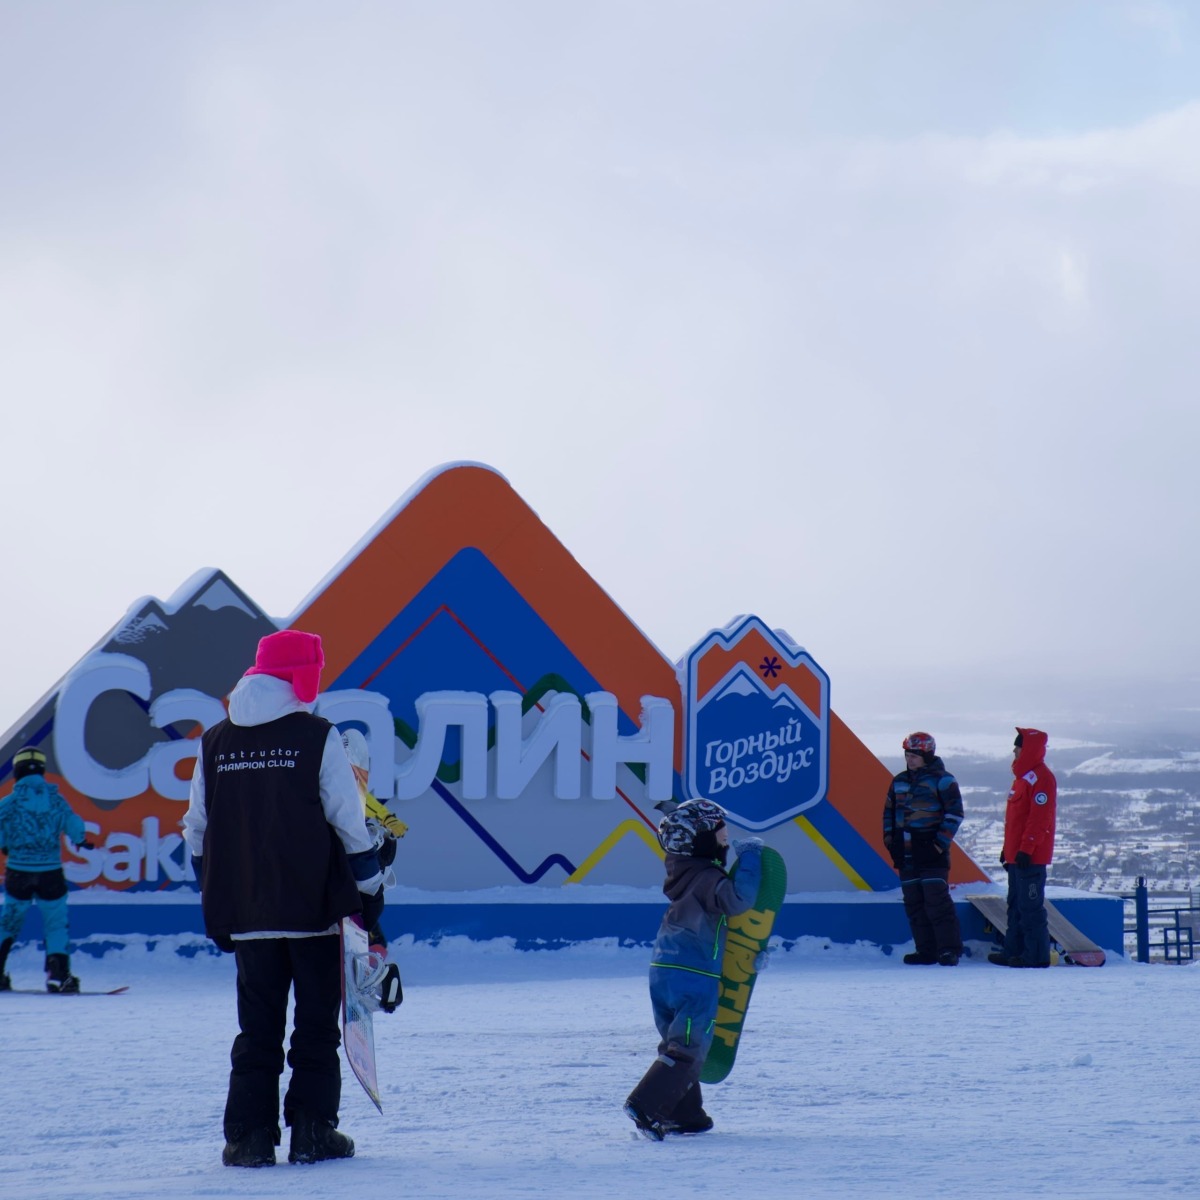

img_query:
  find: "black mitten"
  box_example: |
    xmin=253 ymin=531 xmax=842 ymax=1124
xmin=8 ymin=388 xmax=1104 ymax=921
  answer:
xmin=1015 ymin=851 xmax=1033 ymax=869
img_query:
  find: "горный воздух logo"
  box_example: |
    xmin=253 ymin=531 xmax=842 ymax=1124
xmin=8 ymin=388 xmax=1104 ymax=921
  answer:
xmin=680 ymin=616 xmax=830 ymax=832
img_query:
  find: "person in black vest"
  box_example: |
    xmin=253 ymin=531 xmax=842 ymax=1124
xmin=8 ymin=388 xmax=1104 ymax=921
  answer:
xmin=184 ymin=629 xmax=384 ymax=1169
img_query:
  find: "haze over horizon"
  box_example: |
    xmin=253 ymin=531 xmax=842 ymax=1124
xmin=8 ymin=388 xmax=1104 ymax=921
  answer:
xmin=2 ymin=3 xmax=1198 ymax=740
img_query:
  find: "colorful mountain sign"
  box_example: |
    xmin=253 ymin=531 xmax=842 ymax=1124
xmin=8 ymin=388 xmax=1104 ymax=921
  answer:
xmin=681 ymin=616 xmax=830 ymax=831
xmin=0 ymin=463 xmax=988 ymax=909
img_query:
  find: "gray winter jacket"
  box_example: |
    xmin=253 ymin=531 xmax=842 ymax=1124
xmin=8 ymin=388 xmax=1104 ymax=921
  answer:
xmin=650 ymin=847 xmax=763 ymax=978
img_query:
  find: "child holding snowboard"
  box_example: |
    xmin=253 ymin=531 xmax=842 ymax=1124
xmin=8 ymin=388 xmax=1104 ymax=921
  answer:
xmin=625 ymin=798 xmax=763 ymax=1140
xmin=339 ymin=728 xmax=403 ymax=1012
xmin=340 ymin=728 xmax=407 ymax=950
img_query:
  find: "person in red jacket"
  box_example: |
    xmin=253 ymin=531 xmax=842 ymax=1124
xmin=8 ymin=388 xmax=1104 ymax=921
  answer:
xmin=989 ymin=727 xmax=1057 ymax=968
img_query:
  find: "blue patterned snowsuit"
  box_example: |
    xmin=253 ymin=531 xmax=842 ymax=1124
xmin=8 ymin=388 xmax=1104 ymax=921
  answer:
xmin=0 ymin=776 xmax=87 ymax=955
xmin=648 ymin=847 xmax=763 ymax=1082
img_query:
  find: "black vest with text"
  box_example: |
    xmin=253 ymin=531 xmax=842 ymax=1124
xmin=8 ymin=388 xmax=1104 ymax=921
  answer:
xmin=199 ymin=712 xmax=360 ymax=939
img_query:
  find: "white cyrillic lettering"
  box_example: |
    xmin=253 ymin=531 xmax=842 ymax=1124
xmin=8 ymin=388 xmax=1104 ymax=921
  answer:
xmin=54 ymin=653 xmax=151 ymax=801
xmin=148 ymin=689 xmax=227 ymax=801
xmin=491 ymin=690 xmax=582 ymax=800
xmin=585 ymin=694 xmax=674 ymax=801
xmin=394 ymin=692 xmax=489 ymax=800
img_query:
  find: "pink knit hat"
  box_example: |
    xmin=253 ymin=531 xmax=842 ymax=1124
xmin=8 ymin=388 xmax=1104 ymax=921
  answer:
xmin=244 ymin=630 xmax=325 ymax=703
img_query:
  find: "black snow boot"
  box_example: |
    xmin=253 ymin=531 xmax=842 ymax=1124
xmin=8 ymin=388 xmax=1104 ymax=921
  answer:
xmin=902 ymin=952 xmax=937 ymax=965
xmin=987 ymin=951 xmax=1010 ymax=966
xmin=662 ymin=1082 xmax=714 ymax=1135
xmin=625 ymin=1057 xmax=694 ymax=1141
xmin=45 ymin=952 xmax=80 ymax=994
xmin=288 ymin=1113 xmax=355 ymax=1164
xmin=0 ymin=937 xmax=12 ymax=991
xmin=937 ymin=950 xmax=960 ymax=966
xmin=222 ymin=1125 xmax=278 ymax=1168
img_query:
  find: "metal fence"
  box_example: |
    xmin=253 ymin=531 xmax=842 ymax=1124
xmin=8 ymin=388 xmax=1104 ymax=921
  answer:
xmin=1121 ymin=879 xmax=1199 ymax=963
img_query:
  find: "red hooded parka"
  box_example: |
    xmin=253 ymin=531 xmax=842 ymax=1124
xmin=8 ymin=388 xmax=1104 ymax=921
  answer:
xmin=1002 ymin=727 xmax=1057 ymax=866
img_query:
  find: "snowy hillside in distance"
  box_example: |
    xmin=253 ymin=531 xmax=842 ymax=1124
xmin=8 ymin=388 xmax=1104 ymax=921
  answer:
xmin=860 ymin=714 xmax=1200 ymax=895
xmin=4 ymin=934 xmax=1199 ymax=1200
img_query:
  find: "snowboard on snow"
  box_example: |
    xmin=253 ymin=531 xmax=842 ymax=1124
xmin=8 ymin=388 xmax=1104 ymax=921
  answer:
xmin=967 ymin=893 xmax=1107 ymax=966
xmin=701 ymin=845 xmax=788 ymax=1084
xmin=1 ymin=986 xmax=129 ymax=996
xmin=340 ymin=916 xmax=403 ymax=1112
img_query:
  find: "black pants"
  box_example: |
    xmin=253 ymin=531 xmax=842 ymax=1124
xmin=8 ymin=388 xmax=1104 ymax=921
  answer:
xmin=898 ymin=865 xmax=962 ymax=957
xmin=1003 ymin=863 xmax=1050 ymax=966
xmin=224 ymin=935 xmax=342 ymax=1141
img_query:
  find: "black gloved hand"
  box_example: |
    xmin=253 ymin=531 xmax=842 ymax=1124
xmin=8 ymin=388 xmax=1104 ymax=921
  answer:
xmin=1015 ymin=851 xmax=1033 ymax=870
xmin=77 ymin=839 xmax=95 ymax=851
xmin=886 ymin=839 xmax=905 ymax=870
xmin=360 ymin=887 xmax=384 ymax=932
xmin=213 ymin=933 xmax=235 ymax=953
xmin=999 ymin=850 xmax=1007 ymax=866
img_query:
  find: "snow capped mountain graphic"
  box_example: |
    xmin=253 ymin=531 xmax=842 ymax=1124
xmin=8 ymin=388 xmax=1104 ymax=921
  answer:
xmin=709 ymin=669 xmax=758 ymax=701
xmin=705 ymin=664 xmax=811 ymax=721
xmin=1 ymin=568 xmax=278 ymax=781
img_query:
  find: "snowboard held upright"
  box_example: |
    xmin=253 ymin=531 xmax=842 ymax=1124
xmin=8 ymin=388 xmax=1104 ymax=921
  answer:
xmin=701 ymin=845 xmax=788 ymax=1084
xmin=340 ymin=916 xmax=403 ymax=1113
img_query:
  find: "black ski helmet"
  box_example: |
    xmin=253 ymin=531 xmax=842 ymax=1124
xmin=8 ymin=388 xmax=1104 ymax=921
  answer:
xmin=12 ymin=745 xmax=48 ymax=781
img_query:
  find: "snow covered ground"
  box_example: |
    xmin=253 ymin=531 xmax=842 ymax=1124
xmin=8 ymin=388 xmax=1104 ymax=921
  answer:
xmin=4 ymin=934 xmax=1198 ymax=1199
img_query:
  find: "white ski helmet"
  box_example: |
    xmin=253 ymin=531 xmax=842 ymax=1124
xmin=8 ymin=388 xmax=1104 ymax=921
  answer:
xmin=657 ymin=798 xmax=727 ymax=855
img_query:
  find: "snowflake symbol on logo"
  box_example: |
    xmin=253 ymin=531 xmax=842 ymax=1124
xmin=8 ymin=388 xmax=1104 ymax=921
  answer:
xmin=759 ymin=655 xmax=781 ymax=679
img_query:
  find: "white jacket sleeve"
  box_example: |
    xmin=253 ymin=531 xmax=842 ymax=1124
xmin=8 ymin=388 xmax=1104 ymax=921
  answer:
xmin=182 ymin=754 xmax=207 ymax=858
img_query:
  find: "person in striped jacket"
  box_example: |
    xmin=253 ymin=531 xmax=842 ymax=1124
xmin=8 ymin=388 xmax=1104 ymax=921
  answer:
xmin=883 ymin=731 xmax=965 ymax=966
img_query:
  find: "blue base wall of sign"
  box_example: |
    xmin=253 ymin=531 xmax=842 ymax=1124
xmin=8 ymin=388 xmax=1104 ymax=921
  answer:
xmin=23 ymin=890 xmax=1125 ymax=957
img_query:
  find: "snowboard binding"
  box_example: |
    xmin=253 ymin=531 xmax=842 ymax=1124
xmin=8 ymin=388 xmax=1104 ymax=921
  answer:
xmin=352 ymin=950 xmax=403 ymax=1014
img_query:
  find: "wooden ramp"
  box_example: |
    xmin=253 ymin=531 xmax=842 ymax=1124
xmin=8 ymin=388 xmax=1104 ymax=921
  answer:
xmin=966 ymin=894 xmax=1106 ymax=967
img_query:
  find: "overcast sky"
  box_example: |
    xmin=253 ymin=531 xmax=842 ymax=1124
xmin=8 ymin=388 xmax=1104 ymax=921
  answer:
xmin=2 ymin=1 xmax=1198 ymax=738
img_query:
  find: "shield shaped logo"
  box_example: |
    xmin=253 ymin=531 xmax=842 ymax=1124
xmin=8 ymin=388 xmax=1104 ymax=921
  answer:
xmin=680 ymin=616 xmax=830 ymax=831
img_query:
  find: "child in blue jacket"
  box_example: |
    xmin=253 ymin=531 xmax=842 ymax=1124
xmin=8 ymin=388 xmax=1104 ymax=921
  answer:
xmin=624 ymin=798 xmax=763 ymax=1140
xmin=0 ymin=745 xmax=91 ymax=993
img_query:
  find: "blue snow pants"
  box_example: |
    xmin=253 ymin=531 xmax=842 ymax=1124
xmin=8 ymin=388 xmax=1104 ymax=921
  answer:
xmin=649 ymin=964 xmax=720 ymax=1082
xmin=1003 ymin=863 xmax=1050 ymax=966
xmin=1 ymin=868 xmax=70 ymax=956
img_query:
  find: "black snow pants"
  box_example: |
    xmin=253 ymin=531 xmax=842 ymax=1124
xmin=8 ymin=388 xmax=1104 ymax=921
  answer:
xmin=223 ymin=935 xmax=343 ymax=1141
xmin=899 ymin=865 xmax=963 ymax=958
